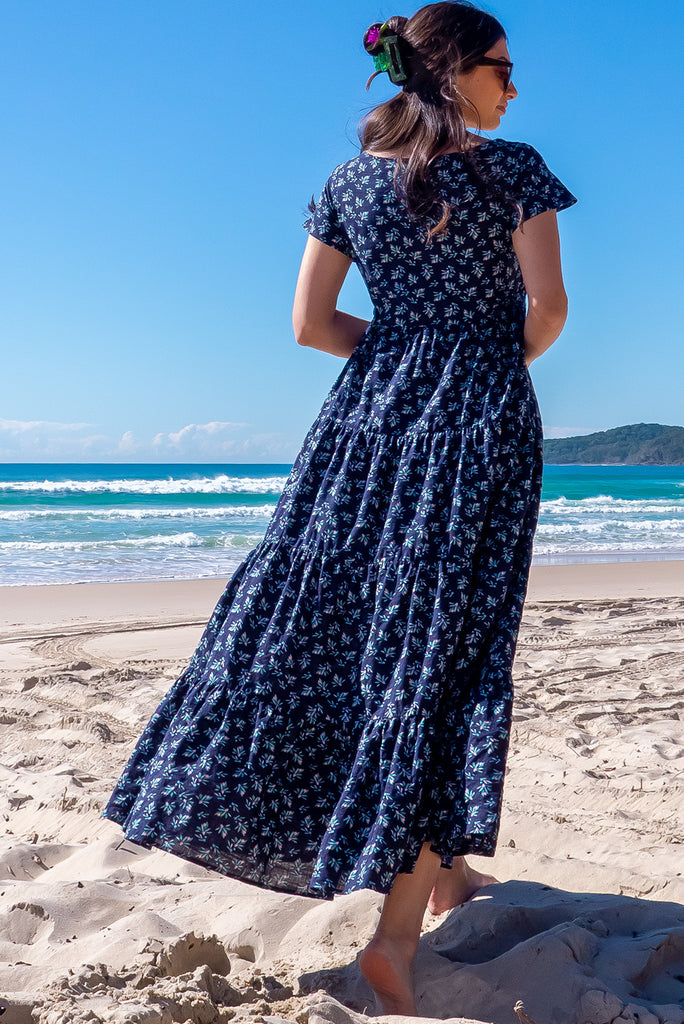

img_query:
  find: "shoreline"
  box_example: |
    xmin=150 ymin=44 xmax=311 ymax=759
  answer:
xmin=533 ymin=548 xmax=684 ymax=565
xmin=3 ymin=547 xmax=683 ymax=592
xmin=1 ymin=559 xmax=684 ymax=642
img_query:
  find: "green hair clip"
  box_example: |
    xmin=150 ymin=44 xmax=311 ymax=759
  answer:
xmin=363 ymin=22 xmax=408 ymax=86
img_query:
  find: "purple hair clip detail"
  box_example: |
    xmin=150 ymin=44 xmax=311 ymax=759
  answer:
xmin=364 ymin=24 xmax=383 ymax=50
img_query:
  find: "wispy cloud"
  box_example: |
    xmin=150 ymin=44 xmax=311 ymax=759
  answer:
xmin=0 ymin=419 xmax=107 ymax=460
xmin=543 ymin=426 xmax=600 ymax=439
xmin=0 ymin=418 xmax=92 ymax=434
xmin=151 ymin=421 xmax=249 ymax=455
xmin=151 ymin=422 xmax=294 ymax=460
xmin=0 ymin=418 xmax=611 ymax=459
xmin=0 ymin=419 xmax=299 ymax=462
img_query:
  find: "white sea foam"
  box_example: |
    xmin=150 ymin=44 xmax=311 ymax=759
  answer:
xmin=3 ymin=467 xmax=684 ymax=583
xmin=0 ymin=504 xmax=277 ymax=521
xmin=534 ymin=491 xmax=684 ymax=555
xmin=0 ymin=532 xmax=265 ymax=552
xmin=541 ymin=496 xmax=684 ymax=514
xmin=539 ymin=518 xmax=684 ymax=535
xmin=533 ymin=539 xmax=684 ymax=554
xmin=0 ymin=475 xmax=288 ymax=495
xmin=0 ymin=550 xmax=247 ymax=586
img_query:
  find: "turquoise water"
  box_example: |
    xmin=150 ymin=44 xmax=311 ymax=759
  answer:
xmin=1 ymin=463 xmax=683 ymax=585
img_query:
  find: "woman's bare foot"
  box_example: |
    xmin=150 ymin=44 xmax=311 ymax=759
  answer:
xmin=427 ymin=859 xmax=498 ymax=915
xmin=359 ymin=934 xmax=417 ymax=1015
xmin=360 ymin=843 xmax=442 ymax=1014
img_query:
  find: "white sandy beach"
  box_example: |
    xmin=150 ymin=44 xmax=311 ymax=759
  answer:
xmin=0 ymin=562 xmax=683 ymax=1024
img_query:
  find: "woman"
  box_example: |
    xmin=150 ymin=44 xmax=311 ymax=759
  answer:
xmin=104 ymin=1 xmax=576 ymax=1015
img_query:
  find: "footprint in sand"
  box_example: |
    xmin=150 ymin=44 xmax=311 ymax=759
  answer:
xmin=0 ymin=901 xmax=52 ymax=944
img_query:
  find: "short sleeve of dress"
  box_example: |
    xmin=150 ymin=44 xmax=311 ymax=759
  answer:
xmin=515 ymin=144 xmax=577 ymax=222
xmin=303 ymin=176 xmax=355 ymax=260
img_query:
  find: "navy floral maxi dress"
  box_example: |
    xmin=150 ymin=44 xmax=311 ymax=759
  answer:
xmin=104 ymin=139 xmax=576 ymax=898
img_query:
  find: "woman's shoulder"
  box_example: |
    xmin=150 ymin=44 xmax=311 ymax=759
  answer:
xmin=322 ymin=141 xmax=547 ymax=176
xmin=330 ymin=151 xmax=393 ymax=175
xmin=478 ymin=139 xmax=562 ymax=184
xmin=479 ymin=138 xmax=545 ymax=163
xmin=317 ymin=140 xmax=557 ymax=194
xmin=485 ymin=139 xmax=577 ymax=215
xmin=315 ymin=153 xmax=394 ymax=199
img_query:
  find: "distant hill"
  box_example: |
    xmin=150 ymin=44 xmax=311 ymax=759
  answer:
xmin=543 ymin=423 xmax=684 ymax=465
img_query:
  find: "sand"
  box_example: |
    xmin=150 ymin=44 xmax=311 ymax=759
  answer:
xmin=0 ymin=563 xmax=683 ymax=1024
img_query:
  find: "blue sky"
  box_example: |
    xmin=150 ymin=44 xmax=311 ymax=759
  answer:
xmin=0 ymin=0 xmax=681 ymax=462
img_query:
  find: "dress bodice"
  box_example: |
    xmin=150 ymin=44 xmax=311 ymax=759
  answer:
xmin=305 ymin=140 xmax=576 ymax=340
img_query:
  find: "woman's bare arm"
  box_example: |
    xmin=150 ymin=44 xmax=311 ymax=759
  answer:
xmin=293 ymin=236 xmax=370 ymax=358
xmin=512 ymin=210 xmax=569 ymax=366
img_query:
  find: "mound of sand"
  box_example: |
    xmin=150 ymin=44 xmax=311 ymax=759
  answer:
xmin=3 ymin=874 xmax=683 ymax=1024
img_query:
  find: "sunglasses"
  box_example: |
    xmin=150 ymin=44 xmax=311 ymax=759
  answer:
xmin=477 ymin=57 xmax=514 ymax=91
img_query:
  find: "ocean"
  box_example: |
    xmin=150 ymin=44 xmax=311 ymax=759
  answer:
xmin=1 ymin=463 xmax=683 ymax=586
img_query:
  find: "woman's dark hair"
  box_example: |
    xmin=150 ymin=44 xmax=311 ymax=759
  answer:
xmin=359 ymin=2 xmax=509 ymax=239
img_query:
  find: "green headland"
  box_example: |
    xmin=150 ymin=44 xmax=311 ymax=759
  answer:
xmin=543 ymin=423 xmax=684 ymax=465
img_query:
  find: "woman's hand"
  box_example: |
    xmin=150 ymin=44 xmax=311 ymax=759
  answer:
xmin=512 ymin=209 xmax=569 ymax=365
xmin=293 ymin=236 xmax=370 ymax=358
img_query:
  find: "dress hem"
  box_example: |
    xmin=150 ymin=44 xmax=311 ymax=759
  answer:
xmin=101 ymin=810 xmax=497 ymax=900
